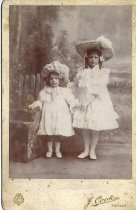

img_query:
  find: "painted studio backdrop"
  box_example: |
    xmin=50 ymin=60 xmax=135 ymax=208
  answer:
xmin=9 ymin=5 xmax=132 ymax=179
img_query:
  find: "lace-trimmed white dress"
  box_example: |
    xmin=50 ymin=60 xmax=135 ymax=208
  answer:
xmin=34 ymin=86 xmax=76 ymax=136
xmin=71 ymin=65 xmax=119 ymax=131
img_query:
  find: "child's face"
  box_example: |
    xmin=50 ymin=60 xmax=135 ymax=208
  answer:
xmin=87 ymin=52 xmax=100 ymax=68
xmin=49 ymin=74 xmax=59 ymax=88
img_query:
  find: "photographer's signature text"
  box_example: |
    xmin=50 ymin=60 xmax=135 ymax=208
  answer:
xmin=84 ymin=195 xmax=120 ymax=209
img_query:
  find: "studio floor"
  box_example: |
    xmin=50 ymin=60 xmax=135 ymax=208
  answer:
xmin=9 ymin=143 xmax=132 ymax=179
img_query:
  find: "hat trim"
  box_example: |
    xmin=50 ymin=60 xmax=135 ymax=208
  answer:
xmin=76 ymin=38 xmax=114 ymax=61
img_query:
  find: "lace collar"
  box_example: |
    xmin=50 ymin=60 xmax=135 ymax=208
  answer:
xmin=86 ymin=65 xmax=100 ymax=72
xmin=44 ymin=86 xmax=62 ymax=95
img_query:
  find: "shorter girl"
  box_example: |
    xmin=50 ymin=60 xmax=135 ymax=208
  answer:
xmin=29 ymin=61 xmax=78 ymax=158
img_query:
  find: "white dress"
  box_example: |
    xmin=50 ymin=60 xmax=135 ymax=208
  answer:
xmin=35 ymin=86 xmax=76 ymax=136
xmin=71 ymin=65 xmax=119 ymax=131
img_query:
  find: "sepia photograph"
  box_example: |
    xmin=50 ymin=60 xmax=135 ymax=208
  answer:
xmin=9 ymin=5 xmax=132 ymax=179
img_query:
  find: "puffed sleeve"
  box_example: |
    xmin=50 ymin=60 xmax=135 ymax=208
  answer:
xmin=74 ymin=67 xmax=84 ymax=84
xmin=67 ymin=81 xmax=78 ymax=96
xmin=38 ymin=89 xmax=46 ymax=101
xmin=99 ymin=68 xmax=110 ymax=85
xmin=67 ymin=67 xmax=85 ymax=97
xmin=37 ymin=89 xmax=46 ymax=109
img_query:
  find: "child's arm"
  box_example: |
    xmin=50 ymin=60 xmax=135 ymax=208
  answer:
xmin=28 ymin=90 xmax=44 ymax=110
xmin=67 ymin=83 xmax=96 ymax=110
xmin=28 ymin=100 xmax=42 ymax=110
xmin=98 ymin=68 xmax=110 ymax=86
xmin=78 ymin=92 xmax=96 ymax=110
xmin=63 ymin=88 xmax=81 ymax=112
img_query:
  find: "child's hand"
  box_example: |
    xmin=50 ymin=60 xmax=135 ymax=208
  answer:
xmin=28 ymin=103 xmax=35 ymax=109
xmin=28 ymin=101 xmax=40 ymax=110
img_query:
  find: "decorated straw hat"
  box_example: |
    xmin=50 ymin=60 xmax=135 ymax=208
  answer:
xmin=76 ymin=36 xmax=114 ymax=61
xmin=41 ymin=61 xmax=69 ymax=85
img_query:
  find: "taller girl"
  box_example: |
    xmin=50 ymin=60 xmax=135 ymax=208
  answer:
xmin=72 ymin=36 xmax=119 ymax=160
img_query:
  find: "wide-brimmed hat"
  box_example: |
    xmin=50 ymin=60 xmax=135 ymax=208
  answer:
xmin=41 ymin=61 xmax=69 ymax=85
xmin=76 ymin=36 xmax=114 ymax=61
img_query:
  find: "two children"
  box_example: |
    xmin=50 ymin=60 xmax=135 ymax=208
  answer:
xmin=29 ymin=36 xmax=119 ymax=159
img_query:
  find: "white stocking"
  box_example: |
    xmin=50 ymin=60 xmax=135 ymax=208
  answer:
xmin=78 ymin=129 xmax=90 ymax=158
xmin=47 ymin=141 xmax=53 ymax=152
xmin=90 ymin=130 xmax=99 ymax=154
xmin=55 ymin=142 xmax=61 ymax=153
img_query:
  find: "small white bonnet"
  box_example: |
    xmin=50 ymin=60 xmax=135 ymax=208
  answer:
xmin=41 ymin=61 xmax=69 ymax=81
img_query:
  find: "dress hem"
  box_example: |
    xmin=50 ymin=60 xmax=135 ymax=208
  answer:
xmin=72 ymin=121 xmax=119 ymax=131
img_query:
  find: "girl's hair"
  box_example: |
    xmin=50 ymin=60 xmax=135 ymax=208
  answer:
xmin=85 ymin=48 xmax=103 ymax=69
xmin=45 ymin=71 xmax=59 ymax=86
